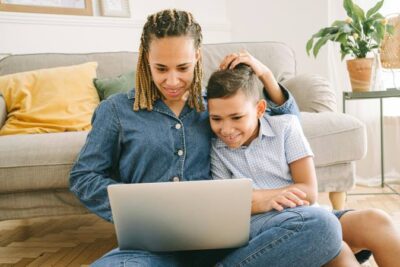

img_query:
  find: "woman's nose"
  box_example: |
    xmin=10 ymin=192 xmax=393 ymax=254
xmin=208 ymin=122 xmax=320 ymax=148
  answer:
xmin=165 ymin=71 xmax=179 ymax=86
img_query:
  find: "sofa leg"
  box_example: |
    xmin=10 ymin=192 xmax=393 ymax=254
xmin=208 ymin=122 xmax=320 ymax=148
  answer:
xmin=329 ymin=191 xmax=346 ymax=210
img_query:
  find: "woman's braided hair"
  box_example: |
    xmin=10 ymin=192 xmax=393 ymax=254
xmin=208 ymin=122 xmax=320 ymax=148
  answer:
xmin=134 ymin=9 xmax=204 ymax=112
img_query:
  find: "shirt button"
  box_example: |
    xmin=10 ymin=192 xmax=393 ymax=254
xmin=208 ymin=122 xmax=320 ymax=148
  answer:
xmin=175 ymin=123 xmax=182 ymax=129
xmin=177 ymin=149 xmax=184 ymax=156
xmin=172 ymin=176 xmax=180 ymax=182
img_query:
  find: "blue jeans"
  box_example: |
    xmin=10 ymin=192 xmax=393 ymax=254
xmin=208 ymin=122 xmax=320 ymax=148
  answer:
xmin=91 ymin=206 xmax=341 ymax=267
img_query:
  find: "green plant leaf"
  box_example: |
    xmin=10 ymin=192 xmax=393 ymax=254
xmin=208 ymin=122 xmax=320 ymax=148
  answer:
xmin=306 ymin=38 xmax=314 ymax=56
xmin=335 ymin=32 xmax=348 ymax=44
xmin=370 ymin=13 xmax=384 ymax=20
xmin=386 ymin=24 xmax=394 ymax=35
xmin=332 ymin=20 xmax=346 ymax=27
xmin=342 ymin=24 xmax=352 ymax=33
xmin=352 ymin=2 xmax=366 ymax=22
xmin=313 ymin=35 xmax=333 ymax=57
xmin=311 ymin=27 xmax=332 ymax=38
xmin=363 ymin=19 xmax=374 ymax=35
xmin=366 ymin=0 xmax=384 ymax=18
xmin=375 ymin=23 xmax=385 ymax=43
xmin=343 ymin=0 xmax=354 ymax=18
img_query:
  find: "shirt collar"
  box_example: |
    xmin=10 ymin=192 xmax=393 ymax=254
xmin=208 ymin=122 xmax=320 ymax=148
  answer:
xmin=127 ymin=88 xmax=135 ymax=99
xmin=259 ymin=115 xmax=275 ymax=138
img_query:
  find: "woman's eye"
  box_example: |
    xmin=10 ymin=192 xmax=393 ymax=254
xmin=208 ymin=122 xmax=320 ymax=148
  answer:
xmin=156 ymin=68 xmax=167 ymax=72
xmin=211 ymin=117 xmax=221 ymax=121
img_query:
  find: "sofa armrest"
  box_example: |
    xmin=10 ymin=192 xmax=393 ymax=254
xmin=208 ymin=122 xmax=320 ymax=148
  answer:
xmin=282 ymin=74 xmax=337 ymax=113
xmin=0 ymin=96 xmax=6 ymax=128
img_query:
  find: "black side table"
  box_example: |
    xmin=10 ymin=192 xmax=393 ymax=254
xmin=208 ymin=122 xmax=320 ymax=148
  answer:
xmin=343 ymin=89 xmax=400 ymax=193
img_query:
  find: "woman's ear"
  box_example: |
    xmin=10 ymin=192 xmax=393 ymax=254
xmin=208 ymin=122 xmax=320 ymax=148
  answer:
xmin=256 ymin=99 xmax=267 ymax=118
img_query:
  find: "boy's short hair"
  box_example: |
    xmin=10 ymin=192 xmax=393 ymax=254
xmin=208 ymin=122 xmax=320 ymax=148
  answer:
xmin=206 ymin=64 xmax=260 ymax=101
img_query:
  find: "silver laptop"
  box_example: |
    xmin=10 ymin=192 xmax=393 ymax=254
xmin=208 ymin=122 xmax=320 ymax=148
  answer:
xmin=107 ymin=178 xmax=252 ymax=252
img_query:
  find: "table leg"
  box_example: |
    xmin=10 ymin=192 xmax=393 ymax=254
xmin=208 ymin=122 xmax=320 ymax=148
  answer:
xmin=380 ymin=97 xmax=384 ymax=187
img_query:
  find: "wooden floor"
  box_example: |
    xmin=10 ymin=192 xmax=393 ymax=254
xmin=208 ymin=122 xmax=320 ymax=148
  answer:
xmin=1 ymin=185 xmax=399 ymax=267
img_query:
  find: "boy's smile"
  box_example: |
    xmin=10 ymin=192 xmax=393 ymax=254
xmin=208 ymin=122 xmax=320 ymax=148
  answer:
xmin=208 ymin=90 xmax=266 ymax=149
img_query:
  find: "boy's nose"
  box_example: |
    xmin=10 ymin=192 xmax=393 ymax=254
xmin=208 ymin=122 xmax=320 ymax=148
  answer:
xmin=221 ymin=123 xmax=233 ymax=135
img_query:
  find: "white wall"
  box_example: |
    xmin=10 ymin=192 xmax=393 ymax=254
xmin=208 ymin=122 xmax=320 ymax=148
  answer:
xmin=226 ymin=0 xmax=399 ymax=105
xmin=0 ymin=0 xmax=230 ymax=54
xmin=227 ymin=0 xmax=331 ymax=79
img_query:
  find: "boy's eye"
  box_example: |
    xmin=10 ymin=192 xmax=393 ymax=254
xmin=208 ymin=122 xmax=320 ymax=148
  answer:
xmin=211 ymin=117 xmax=221 ymax=121
xmin=232 ymin=116 xmax=243 ymax=120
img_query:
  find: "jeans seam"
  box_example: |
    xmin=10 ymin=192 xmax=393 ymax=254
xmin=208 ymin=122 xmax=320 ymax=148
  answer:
xmin=237 ymin=210 xmax=305 ymax=267
xmin=122 ymin=254 xmax=175 ymax=267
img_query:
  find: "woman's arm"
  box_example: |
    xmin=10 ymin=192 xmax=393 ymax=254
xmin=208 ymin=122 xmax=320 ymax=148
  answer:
xmin=219 ymin=51 xmax=300 ymax=117
xmin=69 ymin=100 xmax=121 ymax=222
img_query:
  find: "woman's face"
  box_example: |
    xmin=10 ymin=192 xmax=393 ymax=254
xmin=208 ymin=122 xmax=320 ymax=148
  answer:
xmin=148 ymin=36 xmax=200 ymax=104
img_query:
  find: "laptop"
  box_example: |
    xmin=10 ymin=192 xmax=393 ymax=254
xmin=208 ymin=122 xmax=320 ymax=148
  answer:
xmin=107 ymin=178 xmax=252 ymax=252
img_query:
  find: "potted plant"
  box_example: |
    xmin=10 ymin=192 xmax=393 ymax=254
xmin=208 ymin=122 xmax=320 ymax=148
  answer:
xmin=306 ymin=0 xmax=393 ymax=92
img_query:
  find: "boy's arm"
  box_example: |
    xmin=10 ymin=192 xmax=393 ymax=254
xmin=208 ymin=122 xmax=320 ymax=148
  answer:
xmin=287 ymin=156 xmax=318 ymax=204
xmin=282 ymin=116 xmax=317 ymax=203
xmin=251 ymin=116 xmax=316 ymax=214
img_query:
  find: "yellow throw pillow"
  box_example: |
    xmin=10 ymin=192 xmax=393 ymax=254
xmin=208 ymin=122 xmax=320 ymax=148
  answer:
xmin=0 ymin=62 xmax=99 ymax=135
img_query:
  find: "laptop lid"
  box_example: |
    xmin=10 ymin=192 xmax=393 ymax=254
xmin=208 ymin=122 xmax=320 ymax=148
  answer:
xmin=107 ymin=178 xmax=252 ymax=252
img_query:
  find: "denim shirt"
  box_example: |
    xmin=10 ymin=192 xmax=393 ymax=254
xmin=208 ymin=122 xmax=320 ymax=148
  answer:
xmin=69 ymin=85 xmax=299 ymax=222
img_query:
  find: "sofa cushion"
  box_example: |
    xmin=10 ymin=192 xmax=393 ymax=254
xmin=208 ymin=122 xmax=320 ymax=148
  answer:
xmin=282 ymin=74 xmax=337 ymax=113
xmin=0 ymin=52 xmax=138 ymax=79
xmin=0 ymin=96 xmax=5 ymax=128
xmin=301 ymin=112 xmax=367 ymax=166
xmin=0 ymin=62 xmax=99 ymax=135
xmin=0 ymin=131 xmax=88 ymax=193
xmin=94 ymin=71 xmax=135 ymax=100
xmin=202 ymin=42 xmax=296 ymax=84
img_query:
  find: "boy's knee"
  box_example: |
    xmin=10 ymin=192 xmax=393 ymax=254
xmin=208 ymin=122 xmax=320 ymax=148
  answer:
xmin=359 ymin=208 xmax=394 ymax=229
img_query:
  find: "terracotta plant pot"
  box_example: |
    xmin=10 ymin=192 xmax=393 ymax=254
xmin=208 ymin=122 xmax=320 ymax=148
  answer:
xmin=346 ymin=58 xmax=374 ymax=92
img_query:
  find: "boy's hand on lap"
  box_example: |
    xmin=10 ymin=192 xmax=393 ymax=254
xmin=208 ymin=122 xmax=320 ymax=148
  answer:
xmin=251 ymin=188 xmax=309 ymax=214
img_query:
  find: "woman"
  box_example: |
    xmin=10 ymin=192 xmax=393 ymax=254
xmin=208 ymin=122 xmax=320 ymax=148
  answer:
xmin=70 ymin=9 xmax=342 ymax=266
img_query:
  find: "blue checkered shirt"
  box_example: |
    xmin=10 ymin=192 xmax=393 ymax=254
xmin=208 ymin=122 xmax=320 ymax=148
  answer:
xmin=211 ymin=114 xmax=313 ymax=189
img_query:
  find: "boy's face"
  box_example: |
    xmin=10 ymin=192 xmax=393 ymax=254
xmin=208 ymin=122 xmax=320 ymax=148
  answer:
xmin=208 ymin=90 xmax=266 ymax=149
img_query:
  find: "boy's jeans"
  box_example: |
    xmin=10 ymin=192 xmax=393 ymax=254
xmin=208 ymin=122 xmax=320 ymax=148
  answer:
xmin=92 ymin=206 xmax=341 ymax=267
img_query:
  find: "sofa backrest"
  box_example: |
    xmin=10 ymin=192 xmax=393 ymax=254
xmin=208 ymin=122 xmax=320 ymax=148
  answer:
xmin=0 ymin=41 xmax=296 ymax=85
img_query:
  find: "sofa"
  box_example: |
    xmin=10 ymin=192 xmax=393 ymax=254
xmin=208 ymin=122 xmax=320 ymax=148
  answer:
xmin=0 ymin=42 xmax=367 ymax=221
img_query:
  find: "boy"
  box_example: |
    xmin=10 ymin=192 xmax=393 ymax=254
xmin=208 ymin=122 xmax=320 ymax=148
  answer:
xmin=206 ymin=62 xmax=400 ymax=266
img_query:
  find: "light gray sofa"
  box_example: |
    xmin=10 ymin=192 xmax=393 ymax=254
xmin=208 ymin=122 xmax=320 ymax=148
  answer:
xmin=0 ymin=42 xmax=367 ymax=221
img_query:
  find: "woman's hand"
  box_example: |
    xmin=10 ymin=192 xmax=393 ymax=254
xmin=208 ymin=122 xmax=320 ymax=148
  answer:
xmin=219 ymin=50 xmax=272 ymax=78
xmin=219 ymin=50 xmax=285 ymax=105
xmin=251 ymin=188 xmax=310 ymax=214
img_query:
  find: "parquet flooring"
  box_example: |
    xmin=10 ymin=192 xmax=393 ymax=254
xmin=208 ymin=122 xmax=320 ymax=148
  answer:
xmin=0 ymin=185 xmax=399 ymax=266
